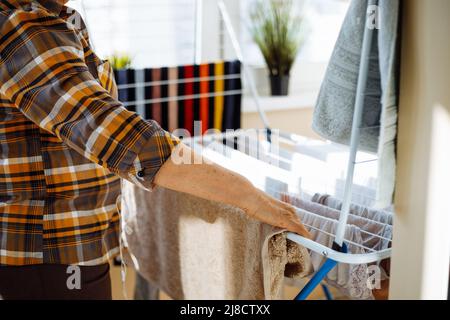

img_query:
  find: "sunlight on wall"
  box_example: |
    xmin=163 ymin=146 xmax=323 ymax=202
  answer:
xmin=422 ymin=103 xmax=450 ymax=299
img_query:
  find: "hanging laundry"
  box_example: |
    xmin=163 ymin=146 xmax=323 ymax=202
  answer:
xmin=168 ymin=67 xmax=179 ymax=132
xmin=143 ymin=68 xmax=153 ymax=120
xmin=283 ymin=194 xmax=392 ymax=252
xmin=182 ymin=64 xmax=195 ymax=134
xmin=213 ymin=61 xmax=225 ymax=131
xmin=311 ymin=193 xmax=393 ymax=226
xmin=176 ymin=65 xmax=186 ymax=131
xmin=151 ymin=68 xmax=162 ymax=125
xmin=114 ymin=61 xmax=242 ymax=136
xmin=312 ymin=0 xmax=401 ymax=208
xmin=193 ymin=64 xmax=201 ymax=131
xmin=134 ymin=273 xmax=159 ymax=300
xmin=223 ymin=61 xmax=242 ymax=131
xmin=134 ymin=69 xmax=146 ymax=118
xmin=115 ymin=69 xmax=128 ymax=104
xmin=297 ymin=209 xmax=374 ymax=300
xmin=120 ymin=181 xmax=312 ymax=300
xmin=160 ymin=67 xmax=170 ymax=130
xmin=114 ymin=68 xmax=136 ymax=113
xmin=208 ymin=62 xmax=216 ymax=132
xmin=199 ymin=63 xmax=210 ymax=134
xmin=279 ymin=193 xmax=391 ymax=300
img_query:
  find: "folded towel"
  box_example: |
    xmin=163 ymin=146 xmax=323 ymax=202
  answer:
xmin=312 ymin=0 xmax=400 ymax=208
xmin=119 ymin=180 xmax=312 ymax=300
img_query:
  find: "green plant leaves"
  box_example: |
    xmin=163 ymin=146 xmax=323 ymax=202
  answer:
xmin=107 ymin=53 xmax=133 ymax=70
xmin=249 ymin=0 xmax=305 ymax=77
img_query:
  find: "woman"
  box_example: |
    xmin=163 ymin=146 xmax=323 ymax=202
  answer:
xmin=0 ymin=0 xmax=309 ymax=299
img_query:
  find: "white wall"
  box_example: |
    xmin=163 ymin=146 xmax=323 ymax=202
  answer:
xmin=390 ymin=0 xmax=450 ymax=300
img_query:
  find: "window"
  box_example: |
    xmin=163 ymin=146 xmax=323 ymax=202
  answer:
xmin=67 ymin=0 xmax=198 ymax=68
xmin=67 ymin=0 xmax=349 ymax=105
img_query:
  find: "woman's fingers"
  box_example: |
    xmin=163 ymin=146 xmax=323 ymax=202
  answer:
xmin=284 ymin=212 xmax=312 ymax=239
xmin=248 ymin=190 xmax=311 ymax=239
xmin=271 ymin=197 xmax=311 ymax=238
xmin=264 ymin=196 xmax=311 ymax=238
xmin=278 ymin=205 xmax=312 ymax=239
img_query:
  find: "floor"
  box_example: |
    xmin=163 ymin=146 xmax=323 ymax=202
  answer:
xmin=110 ymin=264 xmax=345 ymax=300
xmin=158 ymin=282 xmax=344 ymax=300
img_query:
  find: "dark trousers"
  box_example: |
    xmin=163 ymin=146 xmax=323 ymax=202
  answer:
xmin=0 ymin=263 xmax=111 ymax=300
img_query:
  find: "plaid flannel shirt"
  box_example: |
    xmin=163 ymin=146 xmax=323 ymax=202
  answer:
xmin=0 ymin=0 xmax=180 ymax=266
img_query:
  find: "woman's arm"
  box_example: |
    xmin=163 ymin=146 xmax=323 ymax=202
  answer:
xmin=154 ymin=143 xmax=311 ymax=238
xmin=0 ymin=8 xmax=178 ymax=191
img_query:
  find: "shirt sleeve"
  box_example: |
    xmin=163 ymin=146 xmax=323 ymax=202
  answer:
xmin=0 ymin=8 xmax=180 ymax=191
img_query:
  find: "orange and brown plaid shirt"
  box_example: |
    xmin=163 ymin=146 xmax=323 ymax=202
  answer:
xmin=0 ymin=0 xmax=179 ymax=266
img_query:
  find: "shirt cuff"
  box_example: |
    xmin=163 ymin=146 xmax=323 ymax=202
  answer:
xmin=127 ymin=123 xmax=181 ymax=191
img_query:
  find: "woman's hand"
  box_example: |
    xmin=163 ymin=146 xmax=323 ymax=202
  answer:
xmin=246 ymin=189 xmax=311 ymax=238
xmin=154 ymin=143 xmax=311 ymax=238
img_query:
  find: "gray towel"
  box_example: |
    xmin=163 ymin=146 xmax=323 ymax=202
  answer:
xmin=297 ymin=211 xmax=373 ymax=299
xmin=286 ymin=194 xmax=392 ymax=251
xmin=312 ymin=0 xmax=400 ymax=208
xmin=311 ymin=193 xmax=393 ymax=226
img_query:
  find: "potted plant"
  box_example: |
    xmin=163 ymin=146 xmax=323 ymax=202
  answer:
xmin=107 ymin=52 xmax=133 ymax=95
xmin=107 ymin=53 xmax=134 ymax=107
xmin=250 ymin=0 xmax=305 ymax=96
xmin=108 ymin=52 xmax=133 ymax=71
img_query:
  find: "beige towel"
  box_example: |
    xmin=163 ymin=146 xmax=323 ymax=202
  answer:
xmin=119 ymin=180 xmax=312 ymax=300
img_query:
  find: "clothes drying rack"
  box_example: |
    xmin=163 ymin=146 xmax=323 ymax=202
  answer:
xmin=198 ymin=0 xmax=391 ymax=300
xmin=79 ymin=0 xmax=392 ymax=300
